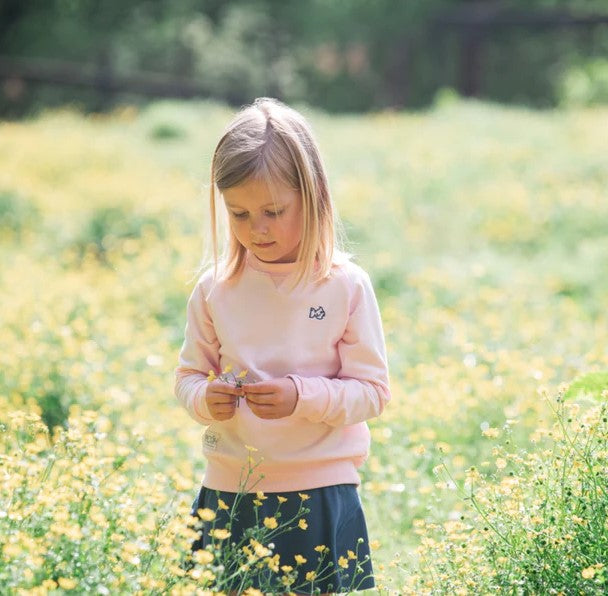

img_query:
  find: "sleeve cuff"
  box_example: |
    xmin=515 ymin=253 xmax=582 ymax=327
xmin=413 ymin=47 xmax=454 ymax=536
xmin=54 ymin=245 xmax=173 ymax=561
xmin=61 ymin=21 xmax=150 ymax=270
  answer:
xmin=287 ymin=374 xmax=330 ymax=423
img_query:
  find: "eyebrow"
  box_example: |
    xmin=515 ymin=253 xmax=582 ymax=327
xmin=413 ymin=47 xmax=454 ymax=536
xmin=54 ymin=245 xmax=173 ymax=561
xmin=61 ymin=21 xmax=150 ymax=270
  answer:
xmin=225 ymin=202 xmax=285 ymax=209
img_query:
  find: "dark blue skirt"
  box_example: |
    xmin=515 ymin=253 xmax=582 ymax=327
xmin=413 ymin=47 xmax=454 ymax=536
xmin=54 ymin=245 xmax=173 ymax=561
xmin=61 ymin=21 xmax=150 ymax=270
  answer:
xmin=187 ymin=483 xmax=375 ymax=594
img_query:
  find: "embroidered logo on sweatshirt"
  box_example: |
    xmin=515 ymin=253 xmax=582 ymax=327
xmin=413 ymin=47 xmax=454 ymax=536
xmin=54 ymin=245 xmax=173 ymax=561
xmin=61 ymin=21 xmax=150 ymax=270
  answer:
xmin=203 ymin=429 xmax=219 ymax=451
xmin=309 ymin=306 xmax=326 ymax=320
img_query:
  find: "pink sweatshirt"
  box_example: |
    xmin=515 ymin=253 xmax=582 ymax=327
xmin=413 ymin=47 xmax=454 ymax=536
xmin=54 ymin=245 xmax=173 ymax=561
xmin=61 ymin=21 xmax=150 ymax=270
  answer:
xmin=174 ymin=251 xmax=390 ymax=493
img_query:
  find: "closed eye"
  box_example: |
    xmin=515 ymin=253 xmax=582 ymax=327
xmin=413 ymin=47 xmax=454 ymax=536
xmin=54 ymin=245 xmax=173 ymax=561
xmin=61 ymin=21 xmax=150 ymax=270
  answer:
xmin=265 ymin=209 xmax=284 ymax=218
xmin=231 ymin=211 xmax=248 ymax=219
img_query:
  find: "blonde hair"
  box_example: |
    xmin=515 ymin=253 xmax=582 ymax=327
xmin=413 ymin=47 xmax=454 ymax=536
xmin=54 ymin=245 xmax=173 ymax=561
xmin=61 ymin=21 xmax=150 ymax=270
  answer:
xmin=202 ymin=97 xmax=346 ymax=288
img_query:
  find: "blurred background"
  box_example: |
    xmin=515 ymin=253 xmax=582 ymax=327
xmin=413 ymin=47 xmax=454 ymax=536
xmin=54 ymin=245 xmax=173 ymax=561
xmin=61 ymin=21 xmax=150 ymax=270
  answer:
xmin=2 ymin=1 xmax=608 ymax=593
xmin=1 ymin=0 xmax=608 ymax=117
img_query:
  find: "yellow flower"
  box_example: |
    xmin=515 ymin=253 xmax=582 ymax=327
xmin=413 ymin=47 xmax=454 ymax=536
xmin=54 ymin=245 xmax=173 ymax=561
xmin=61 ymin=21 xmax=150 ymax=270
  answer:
xmin=496 ymin=458 xmax=507 ymax=469
xmin=209 ymin=528 xmax=231 ymax=540
xmin=582 ymin=567 xmax=596 ymax=579
xmin=306 ymin=571 xmax=317 ymax=581
xmin=299 ymin=492 xmax=310 ymax=501
xmin=243 ymin=589 xmax=264 ymax=596
xmin=217 ymin=499 xmax=230 ymax=510
xmin=314 ymin=544 xmax=327 ymax=553
xmin=347 ymin=549 xmax=357 ymax=560
xmin=222 ymin=364 xmax=233 ymax=374
xmin=265 ymin=554 xmax=280 ymax=572
xmin=237 ymin=369 xmax=248 ymax=379
xmin=197 ymin=508 xmax=216 ymax=521
xmin=253 ymin=499 xmax=263 ymax=507
xmin=194 ymin=549 xmax=214 ymax=565
xmin=58 ymin=578 xmax=77 ymax=590
xmin=370 ymin=539 xmax=381 ymax=550
xmin=482 ymin=427 xmax=500 ymax=438
xmin=207 ymin=370 xmax=216 ymax=381
xmin=277 ymin=496 xmax=288 ymax=504
xmin=298 ymin=518 xmax=308 ymax=530
xmin=294 ymin=554 xmax=307 ymax=565
xmin=338 ymin=556 xmax=349 ymax=569
xmin=256 ymin=491 xmax=267 ymax=500
xmin=281 ymin=565 xmax=294 ymax=572
xmin=245 ymin=444 xmax=258 ymax=452
xmin=264 ymin=517 xmax=278 ymax=529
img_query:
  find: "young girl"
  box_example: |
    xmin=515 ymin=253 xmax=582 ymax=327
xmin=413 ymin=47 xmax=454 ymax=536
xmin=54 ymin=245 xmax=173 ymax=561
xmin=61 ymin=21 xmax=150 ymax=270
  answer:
xmin=175 ymin=97 xmax=390 ymax=594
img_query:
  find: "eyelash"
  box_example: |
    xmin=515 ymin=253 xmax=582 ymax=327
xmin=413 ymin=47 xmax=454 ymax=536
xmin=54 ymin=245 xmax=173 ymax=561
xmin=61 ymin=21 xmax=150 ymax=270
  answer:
xmin=232 ymin=210 xmax=283 ymax=219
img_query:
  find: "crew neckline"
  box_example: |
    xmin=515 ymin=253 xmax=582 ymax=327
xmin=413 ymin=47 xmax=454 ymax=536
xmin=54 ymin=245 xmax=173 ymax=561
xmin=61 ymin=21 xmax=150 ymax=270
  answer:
xmin=246 ymin=251 xmax=301 ymax=275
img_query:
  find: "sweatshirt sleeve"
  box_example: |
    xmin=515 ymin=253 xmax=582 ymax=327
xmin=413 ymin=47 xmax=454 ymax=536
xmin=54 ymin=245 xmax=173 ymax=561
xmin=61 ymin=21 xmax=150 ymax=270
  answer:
xmin=287 ymin=268 xmax=390 ymax=427
xmin=174 ymin=279 xmax=219 ymax=425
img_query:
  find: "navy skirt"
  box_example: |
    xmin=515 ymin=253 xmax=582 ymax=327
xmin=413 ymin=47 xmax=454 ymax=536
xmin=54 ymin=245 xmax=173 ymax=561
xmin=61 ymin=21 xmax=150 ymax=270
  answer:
xmin=186 ymin=483 xmax=375 ymax=594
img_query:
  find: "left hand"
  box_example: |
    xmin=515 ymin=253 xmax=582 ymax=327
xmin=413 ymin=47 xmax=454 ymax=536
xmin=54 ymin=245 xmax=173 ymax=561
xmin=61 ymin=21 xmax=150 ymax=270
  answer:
xmin=241 ymin=377 xmax=298 ymax=419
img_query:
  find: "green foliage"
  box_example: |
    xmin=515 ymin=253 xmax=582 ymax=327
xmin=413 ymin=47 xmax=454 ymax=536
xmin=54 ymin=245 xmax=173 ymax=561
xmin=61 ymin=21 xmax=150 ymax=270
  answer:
xmin=413 ymin=388 xmax=608 ymax=594
xmin=0 ymin=191 xmax=40 ymax=240
xmin=558 ymin=58 xmax=608 ymax=107
xmin=564 ymin=371 xmax=608 ymax=402
xmin=2 ymin=1 xmax=608 ymax=114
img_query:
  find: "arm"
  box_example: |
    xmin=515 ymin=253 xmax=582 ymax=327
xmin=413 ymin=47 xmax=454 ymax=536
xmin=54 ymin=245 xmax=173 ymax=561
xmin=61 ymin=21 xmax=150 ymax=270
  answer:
xmin=174 ymin=280 xmax=219 ymax=425
xmin=287 ymin=270 xmax=391 ymax=427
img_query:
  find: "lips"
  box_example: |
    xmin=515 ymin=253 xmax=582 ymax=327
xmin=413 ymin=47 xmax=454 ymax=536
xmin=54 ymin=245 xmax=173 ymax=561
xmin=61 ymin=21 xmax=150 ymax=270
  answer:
xmin=253 ymin=242 xmax=275 ymax=248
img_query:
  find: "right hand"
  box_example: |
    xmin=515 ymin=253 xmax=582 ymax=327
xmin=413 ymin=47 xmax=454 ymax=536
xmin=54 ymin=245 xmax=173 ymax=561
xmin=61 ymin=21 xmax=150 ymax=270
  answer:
xmin=205 ymin=380 xmax=242 ymax=421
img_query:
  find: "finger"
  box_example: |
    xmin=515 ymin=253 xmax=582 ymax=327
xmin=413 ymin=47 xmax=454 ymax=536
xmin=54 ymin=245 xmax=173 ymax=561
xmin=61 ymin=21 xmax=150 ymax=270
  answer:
xmin=246 ymin=398 xmax=276 ymax=413
xmin=244 ymin=393 xmax=274 ymax=406
xmin=241 ymin=382 xmax=275 ymax=394
xmin=209 ymin=381 xmax=243 ymax=395
xmin=213 ymin=405 xmax=235 ymax=415
xmin=207 ymin=394 xmax=237 ymax=405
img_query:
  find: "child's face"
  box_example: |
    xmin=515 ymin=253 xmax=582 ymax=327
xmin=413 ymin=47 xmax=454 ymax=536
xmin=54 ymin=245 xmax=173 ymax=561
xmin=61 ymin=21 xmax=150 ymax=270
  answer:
xmin=222 ymin=177 xmax=303 ymax=264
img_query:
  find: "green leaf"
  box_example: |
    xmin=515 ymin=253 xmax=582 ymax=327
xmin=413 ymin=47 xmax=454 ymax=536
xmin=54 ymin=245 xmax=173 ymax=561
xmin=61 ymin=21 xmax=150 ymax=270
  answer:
xmin=564 ymin=372 xmax=608 ymax=402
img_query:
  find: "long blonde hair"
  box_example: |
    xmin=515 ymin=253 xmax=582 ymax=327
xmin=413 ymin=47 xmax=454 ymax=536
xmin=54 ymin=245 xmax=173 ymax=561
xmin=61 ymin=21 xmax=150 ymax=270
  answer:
xmin=203 ymin=97 xmax=345 ymax=288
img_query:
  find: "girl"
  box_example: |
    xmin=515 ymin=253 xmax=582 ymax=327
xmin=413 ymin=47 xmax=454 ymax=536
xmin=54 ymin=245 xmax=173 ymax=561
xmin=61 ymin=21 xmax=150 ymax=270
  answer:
xmin=175 ymin=97 xmax=390 ymax=594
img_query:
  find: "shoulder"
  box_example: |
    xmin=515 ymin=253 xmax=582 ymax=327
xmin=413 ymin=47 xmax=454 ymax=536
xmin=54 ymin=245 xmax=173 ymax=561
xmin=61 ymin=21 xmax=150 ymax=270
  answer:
xmin=330 ymin=253 xmax=372 ymax=287
xmin=327 ymin=253 xmax=376 ymax=308
xmin=190 ymin=265 xmax=225 ymax=303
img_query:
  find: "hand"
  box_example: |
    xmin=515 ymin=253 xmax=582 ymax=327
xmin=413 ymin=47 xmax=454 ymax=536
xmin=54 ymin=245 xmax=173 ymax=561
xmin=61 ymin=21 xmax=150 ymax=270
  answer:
xmin=242 ymin=378 xmax=298 ymax=419
xmin=205 ymin=380 xmax=242 ymax=421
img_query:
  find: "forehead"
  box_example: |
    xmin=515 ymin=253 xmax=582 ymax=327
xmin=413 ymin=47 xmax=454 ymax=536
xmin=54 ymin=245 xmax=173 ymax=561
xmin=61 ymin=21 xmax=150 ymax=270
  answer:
xmin=222 ymin=177 xmax=300 ymax=208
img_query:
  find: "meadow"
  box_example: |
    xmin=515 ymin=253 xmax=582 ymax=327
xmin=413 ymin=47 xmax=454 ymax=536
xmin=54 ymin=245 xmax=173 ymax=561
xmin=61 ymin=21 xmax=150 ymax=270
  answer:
xmin=1 ymin=97 xmax=607 ymax=594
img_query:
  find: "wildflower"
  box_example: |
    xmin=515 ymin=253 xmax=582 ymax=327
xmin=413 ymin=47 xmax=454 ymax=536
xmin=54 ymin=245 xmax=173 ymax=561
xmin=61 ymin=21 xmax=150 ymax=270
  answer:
xmin=496 ymin=458 xmax=507 ymax=469
xmin=250 ymin=539 xmax=271 ymax=558
xmin=294 ymin=554 xmax=307 ymax=565
xmin=347 ymin=549 xmax=357 ymax=559
xmin=222 ymin=364 xmax=233 ymax=374
xmin=314 ymin=545 xmax=327 ymax=553
xmin=194 ymin=549 xmax=214 ymax=565
xmin=338 ymin=556 xmax=349 ymax=569
xmin=299 ymin=492 xmax=310 ymax=501
xmin=264 ymin=517 xmax=278 ymax=529
xmin=245 ymin=444 xmax=258 ymax=452
xmin=482 ymin=427 xmax=500 ymax=438
xmin=197 ymin=508 xmax=216 ymax=521
xmin=370 ymin=539 xmax=381 ymax=550
xmin=207 ymin=370 xmax=216 ymax=382
xmin=281 ymin=565 xmax=294 ymax=572
xmin=209 ymin=528 xmax=231 ymax=540
xmin=306 ymin=571 xmax=317 ymax=581
xmin=58 ymin=578 xmax=77 ymax=590
xmin=217 ymin=499 xmax=230 ymax=510
xmin=265 ymin=554 xmax=280 ymax=572
xmin=243 ymin=589 xmax=264 ymax=596
xmin=277 ymin=496 xmax=288 ymax=504
xmin=256 ymin=491 xmax=267 ymax=500
xmin=582 ymin=567 xmax=596 ymax=579
xmin=298 ymin=518 xmax=308 ymax=530
xmin=237 ymin=369 xmax=248 ymax=379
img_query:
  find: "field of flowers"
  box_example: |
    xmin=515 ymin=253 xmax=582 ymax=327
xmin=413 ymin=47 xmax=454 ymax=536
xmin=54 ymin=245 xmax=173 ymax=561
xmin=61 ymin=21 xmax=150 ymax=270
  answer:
xmin=1 ymin=97 xmax=607 ymax=594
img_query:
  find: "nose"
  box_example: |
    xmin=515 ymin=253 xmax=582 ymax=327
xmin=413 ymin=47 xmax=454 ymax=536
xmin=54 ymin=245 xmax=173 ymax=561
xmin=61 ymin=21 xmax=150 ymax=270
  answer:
xmin=249 ymin=215 xmax=268 ymax=236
